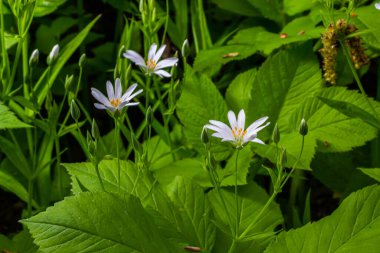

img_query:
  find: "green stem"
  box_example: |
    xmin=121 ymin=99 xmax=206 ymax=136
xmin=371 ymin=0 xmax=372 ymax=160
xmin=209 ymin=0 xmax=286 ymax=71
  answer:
xmin=114 ymin=117 xmax=121 ymax=190
xmin=94 ymin=161 xmax=105 ymax=191
xmin=280 ymin=136 xmax=305 ymax=189
xmin=0 ymin=0 xmax=10 ymax=87
xmin=227 ymin=240 xmax=236 ymax=253
xmin=27 ymin=178 xmax=33 ymax=217
xmin=341 ymin=41 xmax=380 ymax=122
xmin=234 ymin=150 xmax=240 ymax=237
xmin=54 ymin=137 xmax=63 ymax=199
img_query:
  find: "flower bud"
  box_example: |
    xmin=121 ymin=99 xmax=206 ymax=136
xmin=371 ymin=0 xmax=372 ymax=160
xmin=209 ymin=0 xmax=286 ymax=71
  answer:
xmin=146 ymin=106 xmax=153 ymax=125
xmin=181 ymin=39 xmax=190 ymax=57
xmin=70 ymin=99 xmax=80 ymax=122
xmin=272 ymin=123 xmax=280 ymax=144
xmin=208 ymin=153 xmax=217 ymax=169
xmin=280 ymin=148 xmax=287 ymax=167
xmin=86 ymin=131 xmax=92 ymax=146
xmin=78 ymin=53 xmax=86 ymax=68
xmin=201 ymin=126 xmax=209 ymax=144
xmin=47 ymin=44 xmax=59 ymax=65
xmin=29 ymin=49 xmax=39 ymax=67
xmin=64 ymin=74 xmax=74 ymax=91
xmin=88 ymin=139 xmax=96 ymax=156
xmin=91 ymin=118 xmax=100 ymax=139
xmin=298 ymin=118 xmax=308 ymax=136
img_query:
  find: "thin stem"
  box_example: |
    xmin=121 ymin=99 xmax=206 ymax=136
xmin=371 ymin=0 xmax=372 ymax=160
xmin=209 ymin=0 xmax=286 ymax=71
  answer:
xmin=27 ymin=178 xmax=33 ymax=217
xmin=234 ymin=150 xmax=240 ymax=237
xmin=94 ymin=161 xmax=105 ymax=191
xmin=227 ymin=240 xmax=236 ymax=253
xmin=341 ymin=41 xmax=380 ymax=122
xmin=280 ymin=136 xmax=305 ymax=189
xmin=114 ymin=117 xmax=121 ymax=190
xmin=145 ymin=76 xmax=151 ymax=109
xmin=54 ymin=137 xmax=63 ymax=199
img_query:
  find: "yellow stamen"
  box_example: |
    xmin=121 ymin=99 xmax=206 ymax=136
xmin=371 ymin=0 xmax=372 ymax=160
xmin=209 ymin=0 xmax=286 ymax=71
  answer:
xmin=110 ymin=98 xmax=121 ymax=107
xmin=146 ymin=59 xmax=156 ymax=70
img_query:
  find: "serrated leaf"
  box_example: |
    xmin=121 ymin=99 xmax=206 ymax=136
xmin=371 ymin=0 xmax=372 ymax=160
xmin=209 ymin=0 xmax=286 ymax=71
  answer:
xmin=0 ymin=103 xmax=30 ymax=129
xmin=265 ymin=184 xmax=380 ymax=253
xmin=358 ymin=168 xmax=380 ymax=182
xmin=290 ymin=87 xmax=378 ymax=152
xmin=166 ymin=176 xmax=216 ymax=251
xmin=23 ymin=192 xmax=177 ymax=252
xmin=208 ymin=182 xmax=283 ymax=252
xmin=176 ymin=66 xmax=232 ymax=159
xmin=354 ymin=5 xmax=380 ymax=50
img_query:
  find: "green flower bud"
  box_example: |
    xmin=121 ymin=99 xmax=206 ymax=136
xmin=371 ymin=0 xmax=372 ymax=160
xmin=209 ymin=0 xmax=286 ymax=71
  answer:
xmin=201 ymin=126 xmax=209 ymax=144
xmin=181 ymin=39 xmax=190 ymax=57
xmin=91 ymin=118 xmax=100 ymax=139
xmin=298 ymin=118 xmax=308 ymax=136
xmin=70 ymin=99 xmax=80 ymax=122
xmin=29 ymin=49 xmax=39 ymax=67
xmin=88 ymin=139 xmax=96 ymax=156
xmin=78 ymin=53 xmax=86 ymax=68
xmin=47 ymin=44 xmax=59 ymax=65
xmin=86 ymin=131 xmax=92 ymax=146
xmin=146 ymin=106 xmax=153 ymax=125
xmin=208 ymin=153 xmax=217 ymax=169
xmin=272 ymin=123 xmax=280 ymax=144
xmin=280 ymin=148 xmax=287 ymax=167
xmin=64 ymin=75 xmax=74 ymax=91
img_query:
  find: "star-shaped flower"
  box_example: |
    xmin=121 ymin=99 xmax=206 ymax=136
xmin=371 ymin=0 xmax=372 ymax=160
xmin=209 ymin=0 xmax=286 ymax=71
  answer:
xmin=123 ymin=43 xmax=178 ymax=78
xmin=91 ymin=78 xmax=142 ymax=112
xmin=205 ymin=109 xmax=270 ymax=148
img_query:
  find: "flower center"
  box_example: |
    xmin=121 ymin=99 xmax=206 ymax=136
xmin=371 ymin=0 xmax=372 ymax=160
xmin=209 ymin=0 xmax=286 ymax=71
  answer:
xmin=110 ymin=98 xmax=121 ymax=108
xmin=232 ymin=127 xmax=247 ymax=146
xmin=146 ymin=59 xmax=157 ymax=70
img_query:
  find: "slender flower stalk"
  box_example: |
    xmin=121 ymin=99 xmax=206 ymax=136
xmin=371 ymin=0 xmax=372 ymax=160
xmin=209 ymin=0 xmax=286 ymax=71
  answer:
xmin=123 ymin=43 xmax=178 ymax=78
xmin=205 ymin=109 xmax=270 ymax=149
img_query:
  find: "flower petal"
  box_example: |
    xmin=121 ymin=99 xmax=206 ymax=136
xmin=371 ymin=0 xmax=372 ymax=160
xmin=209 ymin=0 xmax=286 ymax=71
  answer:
xmin=148 ymin=43 xmax=157 ymax=60
xmin=237 ymin=109 xmax=245 ymax=130
xmin=246 ymin=116 xmax=269 ymax=134
xmin=155 ymin=57 xmax=178 ymax=70
xmin=246 ymin=122 xmax=270 ymax=137
xmin=375 ymin=3 xmax=380 ymax=10
xmin=126 ymin=89 xmax=143 ymax=101
xmin=91 ymin=88 xmax=110 ymax=106
xmin=208 ymin=120 xmax=234 ymax=140
xmin=121 ymin=83 xmax=138 ymax=101
xmin=121 ymin=102 xmax=139 ymax=107
xmin=153 ymin=69 xmax=171 ymax=78
xmin=106 ymin=80 xmax=114 ymax=100
xmin=153 ymin=44 xmax=166 ymax=62
xmin=115 ymin=78 xmax=122 ymax=99
xmin=227 ymin=111 xmax=237 ymax=129
xmin=123 ymin=50 xmax=146 ymax=67
xmin=251 ymin=138 xmax=265 ymax=144
xmin=94 ymin=103 xmax=107 ymax=110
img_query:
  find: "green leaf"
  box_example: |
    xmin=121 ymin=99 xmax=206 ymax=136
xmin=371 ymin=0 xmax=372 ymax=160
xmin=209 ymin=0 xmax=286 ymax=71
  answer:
xmin=354 ymin=5 xmax=380 ymax=50
xmin=290 ymin=87 xmax=378 ymax=152
xmin=33 ymin=15 xmax=101 ymax=106
xmin=318 ymin=94 xmax=380 ymax=130
xmin=166 ymin=0 xmax=188 ymax=49
xmin=219 ymin=148 xmax=252 ymax=186
xmin=225 ymin=69 xmax=256 ymax=112
xmin=265 ymin=184 xmax=380 ymax=253
xmin=0 ymin=168 xmax=30 ymax=204
xmin=247 ymin=0 xmax=282 ymax=23
xmin=283 ymin=0 xmax=314 ymax=16
xmin=0 ymin=103 xmax=30 ymax=129
xmin=209 ymin=0 xmax=260 ymax=17
xmin=23 ymin=192 xmax=178 ymax=252
xmin=34 ymin=0 xmax=68 ymax=17
xmin=166 ymin=176 xmax=216 ymax=251
xmin=358 ymin=168 xmax=380 ymax=182
xmin=176 ymin=66 xmax=232 ymax=159
xmin=208 ymin=182 xmax=283 ymax=252
xmin=4 ymin=32 xmax=18 ymax=49
xmin=0 ymin=136 xmax=31 ymax=178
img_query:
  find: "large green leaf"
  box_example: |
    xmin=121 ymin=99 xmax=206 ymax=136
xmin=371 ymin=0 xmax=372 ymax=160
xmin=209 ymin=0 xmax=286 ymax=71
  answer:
xmin=265 ymin=184 xmax=380 ymax=253
xmin=0 ymin=103 xmax=30 ymax=129
xmin=176 ymin=66 xmax=232 ymax=158
xmin=246 ymin=0 xmax=282 ymax=23
xmin=166 ymin=177 xmax=216 ymax=251
xmin=34 ymin=0 xmax=68 ymax=17
xmin=290 ymin=87 xmax=378 ymax=152
xmin=33 ymin=15 xmax=101 ymax=106
xmin=23 ymin=192 xmax=177 ymax=252
xmin=283 ymin=0 xmax=314 ymax=16
xmin=209 ymin=0 xmax=260 ymax=17
xmin=354 ymin=5 xmax=380 ymax=50
xmin=208 ymin=182 xmax=283 ymax=252
xmin=359 ymin=168 xmax=380 ymax=182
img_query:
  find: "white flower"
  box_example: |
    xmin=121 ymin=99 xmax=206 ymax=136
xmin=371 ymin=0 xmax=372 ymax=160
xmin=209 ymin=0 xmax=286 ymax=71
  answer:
xmin=123 ymin=43 xmax=178 ymax=78
xmin=47 ymin=44 xmax=59 ymax=65
xmin=91 ymin=78 xmax=143 ymax=112
xmin=205 ymin=109 xmax=270 ymax=148
xmin=375 ymin=2 xmax=380 ymax=10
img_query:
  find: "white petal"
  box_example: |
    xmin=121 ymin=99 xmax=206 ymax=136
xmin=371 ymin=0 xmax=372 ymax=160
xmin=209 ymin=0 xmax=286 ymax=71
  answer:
xmin=208 ymin=120 xmax=234 ymax=140
xmin=243 ymin=133 xmax=257 ymax=143
xmin=123 ymin=50 xmax=146 ymax=67
xmin=126 ymin=89 xmax=143 ymax=101
xmin=121 ymin=83 xmax=138 ymax=101
xmin=246 ymin=122 xmax=270 ymax=137
xmin=212 ymin=132 xmax=234 ymax=141
xmin=375 ymin=3 xmax=380 ymax=10
xmin=251 ymin=138 xmax=265 ymax=144
xmin=227 ymin=111 xmax=237 ymax=129
xmin=94 ymin=103 xmax=107 ymax=110
xmin=154 ymin=69 xmax=171 ymax=78
xmin=155 ymin=57 xmax=178 ymax=70
xmin=246 ymin=116 xmax=269 ymax=134
xmin=148 ymin=43 xmax=157 ymax=60
xmin=115 ymin=78 xmax=122 ymax=99
xmin=153 ymin=44 xmax=166 ymax=62
xmin=91 ymin=88 xmax=110 ymax=106
xmin=120 ymin=102 xmax=139 ymax=108
xmin=106 ymin=81 xmax=114 ymax=100
xmin=237 ymin=109 xmax=245 ymax=130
